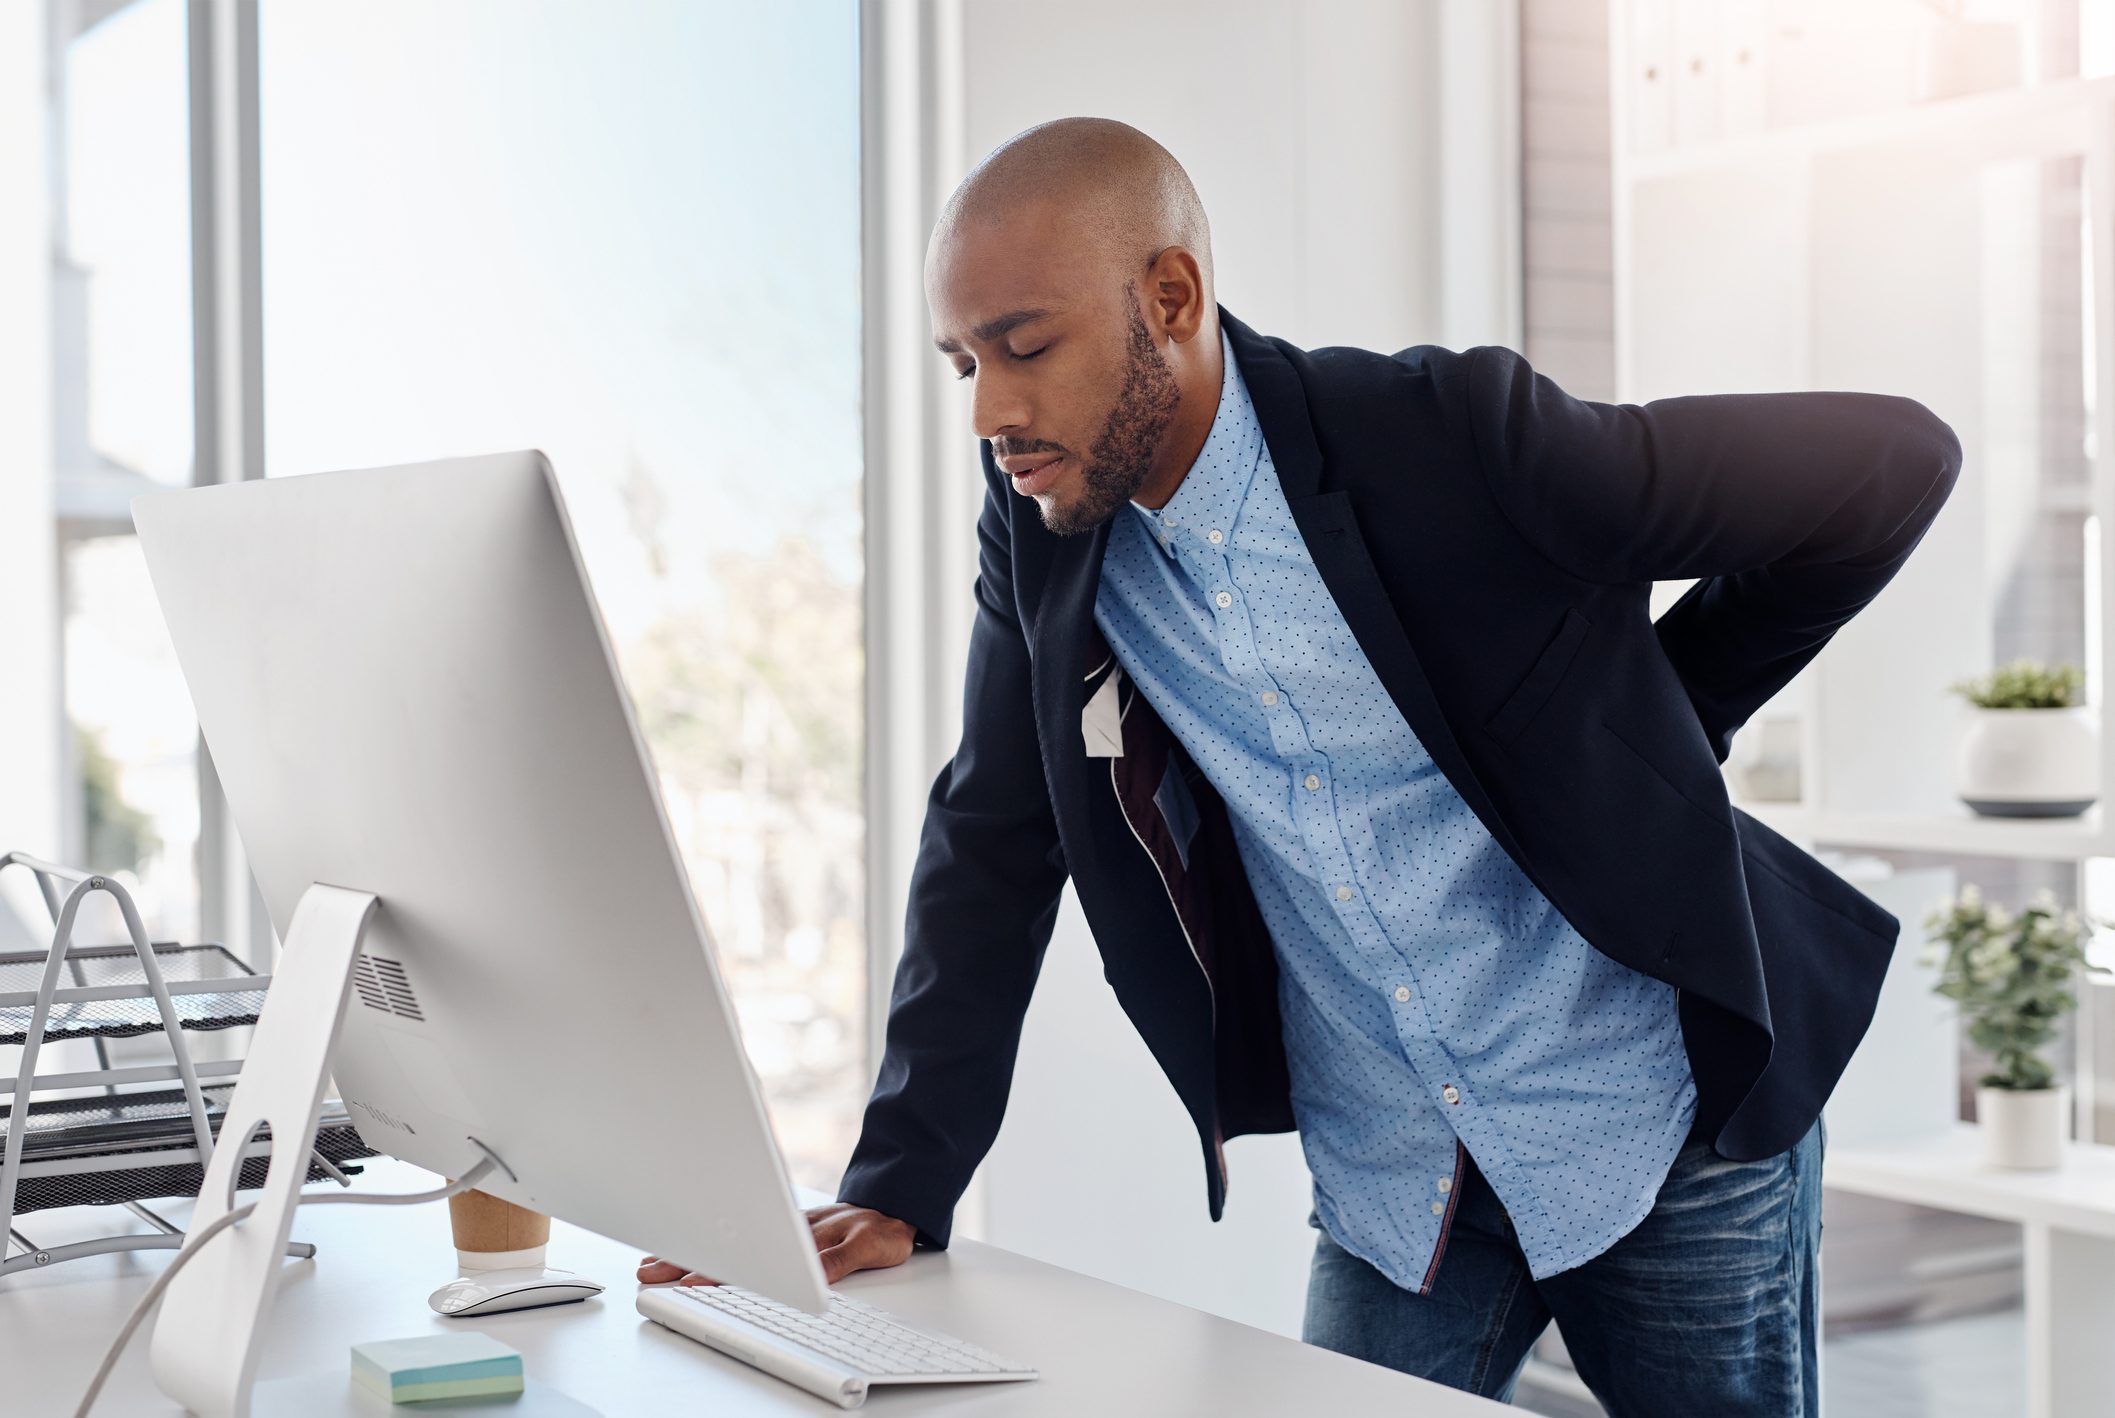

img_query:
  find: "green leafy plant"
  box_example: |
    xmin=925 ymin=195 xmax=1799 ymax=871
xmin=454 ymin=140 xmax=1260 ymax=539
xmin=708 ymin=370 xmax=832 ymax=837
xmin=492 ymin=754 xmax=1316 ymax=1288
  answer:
xmin=1924 ymin=884 xmax=2108 ymax=1090
xmin=1946 ymin=659 xmax=2086 ymax=709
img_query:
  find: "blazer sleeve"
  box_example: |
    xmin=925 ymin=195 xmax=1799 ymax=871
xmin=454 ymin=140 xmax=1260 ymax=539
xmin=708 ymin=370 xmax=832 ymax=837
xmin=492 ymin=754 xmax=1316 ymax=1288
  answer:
xmin=833 ymin=465 xmax=1068 ymax=1249
xmin=1453 ymin=343 xmax=1964 ymax=764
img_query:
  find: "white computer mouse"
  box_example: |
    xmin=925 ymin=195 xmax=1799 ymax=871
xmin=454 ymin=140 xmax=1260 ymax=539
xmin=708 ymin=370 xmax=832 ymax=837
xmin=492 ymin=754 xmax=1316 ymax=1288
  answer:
xmin=428 ymin=1266 xmax=607 ymax=1317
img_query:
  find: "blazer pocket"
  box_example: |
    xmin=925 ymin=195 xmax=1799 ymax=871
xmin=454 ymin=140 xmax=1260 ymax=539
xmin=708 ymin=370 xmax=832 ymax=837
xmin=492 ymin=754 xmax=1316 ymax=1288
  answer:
xmin=1486 ymin=606 xmax=1592 ymax=745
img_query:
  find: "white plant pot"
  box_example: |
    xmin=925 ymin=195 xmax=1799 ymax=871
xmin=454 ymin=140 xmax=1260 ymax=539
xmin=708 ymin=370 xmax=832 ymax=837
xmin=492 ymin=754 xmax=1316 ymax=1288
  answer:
xmin=1955 ymin=705 xmax=2099 ymax=818
xmin=1976 ymin=1083 xmax=2069 ymax=1170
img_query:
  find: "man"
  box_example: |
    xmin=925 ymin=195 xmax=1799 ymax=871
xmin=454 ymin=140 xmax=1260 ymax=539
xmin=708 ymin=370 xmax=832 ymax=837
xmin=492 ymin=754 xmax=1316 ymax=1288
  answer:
xmin=641 ymin=118 xmax=1961 ymax=1415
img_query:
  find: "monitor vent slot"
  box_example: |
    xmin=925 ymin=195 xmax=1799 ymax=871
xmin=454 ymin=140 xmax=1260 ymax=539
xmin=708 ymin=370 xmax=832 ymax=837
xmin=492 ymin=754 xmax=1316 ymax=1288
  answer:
xmin=352 ymin=954 xmax=425 ymax=1022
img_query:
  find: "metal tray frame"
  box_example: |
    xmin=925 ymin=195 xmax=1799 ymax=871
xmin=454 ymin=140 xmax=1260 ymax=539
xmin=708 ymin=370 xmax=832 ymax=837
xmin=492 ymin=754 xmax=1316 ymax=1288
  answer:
xmin=0 ymin=851 xmax=363 ymax=1277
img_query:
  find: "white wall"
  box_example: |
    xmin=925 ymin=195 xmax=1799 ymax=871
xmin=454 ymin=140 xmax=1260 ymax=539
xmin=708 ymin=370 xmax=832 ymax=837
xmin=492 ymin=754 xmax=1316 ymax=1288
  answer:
xmin=961 ymin=0 xmax=1444 ymax=350
xmin=938 ymin=0 xmax=1511 ymax=1339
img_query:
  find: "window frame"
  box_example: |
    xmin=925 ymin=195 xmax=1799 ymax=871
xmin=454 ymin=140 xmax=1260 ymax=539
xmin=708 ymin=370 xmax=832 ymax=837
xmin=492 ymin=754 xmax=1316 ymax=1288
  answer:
xmin=187 ymin=0 xmax=267 ymax=963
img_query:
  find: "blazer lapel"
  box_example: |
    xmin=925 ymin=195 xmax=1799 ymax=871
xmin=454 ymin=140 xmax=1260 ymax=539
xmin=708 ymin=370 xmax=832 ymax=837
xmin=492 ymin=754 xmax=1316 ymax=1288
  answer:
xmin=1221 ymin=307 xmax=1528 ymax=870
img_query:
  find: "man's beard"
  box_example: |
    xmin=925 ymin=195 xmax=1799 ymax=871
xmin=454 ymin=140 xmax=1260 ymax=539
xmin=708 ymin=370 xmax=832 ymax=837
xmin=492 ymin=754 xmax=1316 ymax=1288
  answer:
xmin=1037 ymin=285 xmax=1182 ymax=537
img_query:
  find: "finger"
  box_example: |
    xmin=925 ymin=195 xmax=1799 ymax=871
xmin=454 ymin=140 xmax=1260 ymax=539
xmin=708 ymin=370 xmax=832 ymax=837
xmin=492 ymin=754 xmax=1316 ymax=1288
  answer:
xmin=810 ymin=1211 xmax=858 ymax=1247
xmin=636 ymin=1259 xmax=689 ymax=1284
xmin=817 ymin=1240 xmax=859 ymax=1285
xmin=676 ymin=1272 xmax=721 ymax=1287
xmin=837 ymin=1226 xmax=907 ymax=1277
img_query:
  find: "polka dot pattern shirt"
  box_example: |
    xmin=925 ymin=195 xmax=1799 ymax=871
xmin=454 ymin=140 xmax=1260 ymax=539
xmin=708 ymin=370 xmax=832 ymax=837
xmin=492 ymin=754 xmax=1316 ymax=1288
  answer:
xmin=1092 ymin=326 xmax=1698 ymax=1286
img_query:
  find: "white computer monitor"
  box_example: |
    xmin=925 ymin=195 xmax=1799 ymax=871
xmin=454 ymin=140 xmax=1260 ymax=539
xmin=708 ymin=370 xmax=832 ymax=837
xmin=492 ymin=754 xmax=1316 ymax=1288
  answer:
xmin=131 ymin=453 xmax=831 ymax=1316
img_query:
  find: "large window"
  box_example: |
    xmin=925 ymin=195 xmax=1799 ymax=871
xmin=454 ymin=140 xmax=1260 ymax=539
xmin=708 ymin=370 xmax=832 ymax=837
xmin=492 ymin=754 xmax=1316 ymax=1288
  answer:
xmin=259 ymin=1 xmax=866 ymax=1189
xmin=21 ymin=0 xmax=868 ymax=1193
xmin=53 ymin=0 xmax=201 ymax=943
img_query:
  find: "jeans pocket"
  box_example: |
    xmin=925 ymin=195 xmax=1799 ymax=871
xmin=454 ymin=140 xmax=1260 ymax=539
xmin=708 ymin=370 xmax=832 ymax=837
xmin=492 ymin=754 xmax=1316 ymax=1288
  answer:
xmin=1662 ymin=1140 xmax=1796 ymax=1230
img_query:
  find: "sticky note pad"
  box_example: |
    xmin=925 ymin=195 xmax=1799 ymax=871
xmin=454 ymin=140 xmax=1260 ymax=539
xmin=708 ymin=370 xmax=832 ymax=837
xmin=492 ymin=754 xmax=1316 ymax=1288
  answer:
xmin=351 ymin=1332 xmax=524 ymax=1405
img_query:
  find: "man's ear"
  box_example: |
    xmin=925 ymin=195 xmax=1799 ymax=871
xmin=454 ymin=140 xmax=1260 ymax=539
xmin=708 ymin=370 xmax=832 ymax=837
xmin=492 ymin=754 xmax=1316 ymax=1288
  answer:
xmin=1144 ymin=246 xmax=1209 ymax=344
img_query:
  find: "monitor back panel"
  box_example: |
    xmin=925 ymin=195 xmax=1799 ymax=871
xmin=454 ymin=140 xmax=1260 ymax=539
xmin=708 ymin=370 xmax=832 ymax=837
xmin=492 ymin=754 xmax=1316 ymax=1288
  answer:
xmin=132 ymin=452 xmax=828 ymax=1307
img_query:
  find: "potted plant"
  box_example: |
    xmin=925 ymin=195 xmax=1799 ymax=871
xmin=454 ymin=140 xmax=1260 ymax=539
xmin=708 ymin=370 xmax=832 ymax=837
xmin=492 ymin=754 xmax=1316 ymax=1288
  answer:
xmin=1924 ymin=883 xmax=2107 ymax=1168
xmin=1948 ymin=659 xmax=2098 ymax=818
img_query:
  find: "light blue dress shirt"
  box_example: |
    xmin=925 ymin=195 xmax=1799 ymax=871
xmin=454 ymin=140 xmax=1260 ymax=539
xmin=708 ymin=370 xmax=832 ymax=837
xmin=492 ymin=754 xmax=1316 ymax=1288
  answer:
xmin=1092 ymin=326 xmax=1699 ymax=1287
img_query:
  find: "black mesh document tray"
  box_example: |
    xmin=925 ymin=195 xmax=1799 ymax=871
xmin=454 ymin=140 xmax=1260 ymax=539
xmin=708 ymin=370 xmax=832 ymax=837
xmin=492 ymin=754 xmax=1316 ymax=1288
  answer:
xmin=0 ymin=941 xmax=268 ymax=1044
xmin=0 ymin=1084 xmax=378 ymax=1214
xmin=0 ymin=855 xmax=379 ymax=1277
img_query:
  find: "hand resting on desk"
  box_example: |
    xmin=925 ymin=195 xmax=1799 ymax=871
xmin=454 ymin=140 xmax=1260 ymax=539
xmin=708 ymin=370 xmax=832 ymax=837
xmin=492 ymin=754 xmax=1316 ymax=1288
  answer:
xmin=636 ymin=1203 xmax=916 ymax=1288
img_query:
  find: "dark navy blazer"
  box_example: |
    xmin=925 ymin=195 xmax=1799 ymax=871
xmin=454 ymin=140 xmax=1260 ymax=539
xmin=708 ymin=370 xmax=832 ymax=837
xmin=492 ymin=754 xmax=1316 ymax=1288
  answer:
xmin=837 ymin=305 xmax=1964 ymax=1249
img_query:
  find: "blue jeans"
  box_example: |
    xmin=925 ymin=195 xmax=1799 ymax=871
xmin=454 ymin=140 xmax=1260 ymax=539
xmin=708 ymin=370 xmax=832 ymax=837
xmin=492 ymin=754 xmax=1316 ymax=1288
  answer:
xmin=1302 ymin=1117 xmax=1824 ymax=1417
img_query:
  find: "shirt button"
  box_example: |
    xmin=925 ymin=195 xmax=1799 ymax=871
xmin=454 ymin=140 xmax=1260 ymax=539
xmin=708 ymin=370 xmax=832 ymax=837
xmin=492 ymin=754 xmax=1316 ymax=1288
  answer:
xmin=1214 ymin=590 xmax=1233 ymax=609
xmin=1393 ymin=985 xmax=1410 ymax=1002
xmin=1431 ymin=1201 xmax=1446 ymax=1216
xmin=1441 ymin=1084 xmax=1461 ymax=1104
xmin=1334 ymin=885 xmax=1353 ymax=901
xmin=1436 ymin=1177 xmax=1452 ymax=1193
xmin=1303 ymin=773 xmax=1321 ymax=791
xmin=1260 ymin=691 xmax=1278 ymax=706
xmin=1207 ymin=528 xmax=1224 ymax=544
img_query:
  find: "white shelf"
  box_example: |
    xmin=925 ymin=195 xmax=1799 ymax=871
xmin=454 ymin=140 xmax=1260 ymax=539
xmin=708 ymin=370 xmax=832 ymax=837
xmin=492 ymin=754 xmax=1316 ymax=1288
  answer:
xmin=1624 ymin=73 xmax=2115 ymax=184
xmin=1824 ymin=1123 xmax=2115 ymax=1242
xmin=1734 ymin=800 xmax=2115 ymax=862
xmin=1822 ymin=1123 xmax=2115 ymax=1418
xmin=1608 ymin=14 xmax=2115 ymax=1407
xmin=1616 ymin=0 xmax=2115 ymax=869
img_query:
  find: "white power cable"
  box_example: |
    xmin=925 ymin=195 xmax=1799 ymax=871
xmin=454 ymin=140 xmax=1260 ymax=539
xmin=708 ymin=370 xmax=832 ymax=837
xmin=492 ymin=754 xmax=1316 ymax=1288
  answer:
xmin=74 ymin=1142 xmax=509 ymax=1417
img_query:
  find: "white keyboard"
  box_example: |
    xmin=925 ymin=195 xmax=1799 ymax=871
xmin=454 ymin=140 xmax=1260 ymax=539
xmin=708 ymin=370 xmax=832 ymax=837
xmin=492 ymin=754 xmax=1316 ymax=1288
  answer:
xmin=636 ymin=1280 xmax=1038 ymax=1409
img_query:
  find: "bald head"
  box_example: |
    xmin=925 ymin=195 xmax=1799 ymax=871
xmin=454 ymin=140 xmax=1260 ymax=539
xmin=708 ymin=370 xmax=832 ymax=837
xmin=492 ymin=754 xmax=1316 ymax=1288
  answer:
xmin=927 ymin=119 xmax=1225 ymax=535
xmin=929 ymin=117 xmax=1213 ymax=300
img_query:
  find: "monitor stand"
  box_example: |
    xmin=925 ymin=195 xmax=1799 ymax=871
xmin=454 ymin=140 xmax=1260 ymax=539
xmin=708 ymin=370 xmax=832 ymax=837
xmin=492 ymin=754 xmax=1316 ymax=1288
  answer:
xmin=146 ymin=883 xmax=378 ymax=1418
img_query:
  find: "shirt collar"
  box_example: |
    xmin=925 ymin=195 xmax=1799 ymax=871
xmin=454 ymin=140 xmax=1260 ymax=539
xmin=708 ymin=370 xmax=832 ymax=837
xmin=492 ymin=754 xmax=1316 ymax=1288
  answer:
xmin=1128 ymin=325 xmax=1263 ymax=556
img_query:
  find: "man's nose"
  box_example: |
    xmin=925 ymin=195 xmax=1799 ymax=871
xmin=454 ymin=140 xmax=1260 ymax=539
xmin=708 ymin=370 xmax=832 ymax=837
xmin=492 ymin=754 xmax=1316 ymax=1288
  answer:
xmin=970 ymin=365 xmax=1032 ymax=441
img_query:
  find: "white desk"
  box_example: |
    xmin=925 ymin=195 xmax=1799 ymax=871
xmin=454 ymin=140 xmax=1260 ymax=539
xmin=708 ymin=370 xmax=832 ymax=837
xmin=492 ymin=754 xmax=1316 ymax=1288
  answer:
xmin=1825 ymin=1124 xmax=2115 ymax=1418
xmin=1 ymin=1158 xmax=1507 ymax=1415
